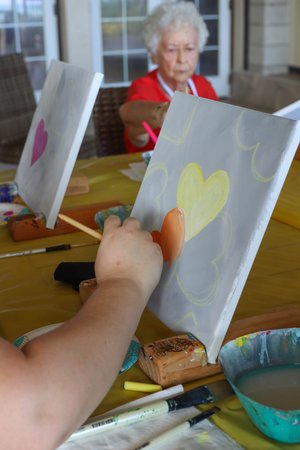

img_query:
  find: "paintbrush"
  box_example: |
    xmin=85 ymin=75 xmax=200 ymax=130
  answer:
xmin=58 ymin=213 xmax=102 ymax=240
xmin=134 ymin=406 xmax=220 ymax=449
xmin=68 ymin=380 xmax=233 ymax=441
xmin=142 ymin=121 xmax=158 ymax=145
xmin=0 ymin=242 xmax=97 ymax=259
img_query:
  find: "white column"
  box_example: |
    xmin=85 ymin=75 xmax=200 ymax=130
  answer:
xmin=248 ymin=0 xmax=290 ymax=74
xmin=59 ymin=0 xmax=94 ymax=71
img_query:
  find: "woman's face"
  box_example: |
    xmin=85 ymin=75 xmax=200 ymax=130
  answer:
xmin=154 ymin=24 xmax=199 ymax=89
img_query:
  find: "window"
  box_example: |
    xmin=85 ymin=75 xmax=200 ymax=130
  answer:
xmin=94 ymin=0 xmax=230 ymax=96
xmin=194 ymin=0 xmax=220 ymax=75
xmin=0 ymin=0 xmax=59 ymax=97
xmin=194 ymin=0 xmax=231 ymax=96
xmin=97 ymin=0 xmax=148 ymax=85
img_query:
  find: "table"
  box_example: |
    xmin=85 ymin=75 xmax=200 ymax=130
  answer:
xmin=0 ymin=154 xmax=299 ymax=449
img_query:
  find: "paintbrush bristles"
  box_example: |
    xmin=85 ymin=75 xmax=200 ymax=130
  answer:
xmin=58 ymin=214 xmax=102 ymax=241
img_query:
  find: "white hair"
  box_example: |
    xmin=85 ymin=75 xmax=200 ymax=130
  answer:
xmin=142 ymin=1 xmax=209 ymax=56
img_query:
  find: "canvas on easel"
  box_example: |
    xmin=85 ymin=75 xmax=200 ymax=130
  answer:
xmin=15 ymin=60 xmax=103 ymax=229
xmin=132 ymin=92 xmax=300 ymax=363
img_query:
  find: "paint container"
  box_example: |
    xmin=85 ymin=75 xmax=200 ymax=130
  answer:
xmin=219 ymin=328 xmax=300 ymax=444
xmin=141 ymin=150 xmax=153 ymax=165
xmin=0 ymin=182 xmax=18 ymax=203
xmin=95 ymin=204 xmax=133 ymax=232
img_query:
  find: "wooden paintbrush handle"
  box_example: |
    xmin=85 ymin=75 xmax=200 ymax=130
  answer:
xmin=58 ymin=214 xmax=102 ymax=240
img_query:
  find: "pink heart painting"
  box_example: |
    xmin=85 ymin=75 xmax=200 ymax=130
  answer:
xmin=31 ymin=119 xmax=48 ymax=166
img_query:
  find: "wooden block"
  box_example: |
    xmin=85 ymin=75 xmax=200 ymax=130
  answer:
xmin=138 ymin=334 xmax=208 ymax=387
xmin=8 ymin=201 xmax=122 ymax=241
xmin=65 ymin=174 xmax=89 ymax=196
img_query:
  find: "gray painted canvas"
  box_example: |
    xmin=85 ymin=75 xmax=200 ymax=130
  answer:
xmin=132 ymin=92 xmax=300 ymax=363
xmin=15 ymin=60 xmax=103 ymax=228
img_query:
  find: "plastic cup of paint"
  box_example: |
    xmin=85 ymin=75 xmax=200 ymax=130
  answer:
xmin=219 ymin=328 xmax=300 ymax=444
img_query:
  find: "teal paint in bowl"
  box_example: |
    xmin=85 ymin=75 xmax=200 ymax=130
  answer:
xmin=219 ymin=328 xmax=300 ymax=444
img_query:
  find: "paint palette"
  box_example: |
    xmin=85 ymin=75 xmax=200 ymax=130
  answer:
xmin=14 ymin=323 xmax=140 ymax=374
xmin=120 ymin=336 xmax=141 ymax=373
xmin=14 ymin=323 xmax=63 ymax=348
xmin=0 ymin=202 xmax=30 ymax=226
xmin=219 ymin=328 xmax=300 ymax=444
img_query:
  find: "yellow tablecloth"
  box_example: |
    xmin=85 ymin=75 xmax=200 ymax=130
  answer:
xmin=273 ymin=159 xmax=300 ymax=230
xmin=0 ymin=154 xmax=299 ymax=450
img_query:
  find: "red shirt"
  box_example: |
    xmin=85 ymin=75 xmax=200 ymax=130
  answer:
xmin=125 ymin=69 xmax=219 ymax=153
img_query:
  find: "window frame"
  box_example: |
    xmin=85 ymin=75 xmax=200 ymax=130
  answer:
xmin=0 ymin=0 xmax=59 ymax=99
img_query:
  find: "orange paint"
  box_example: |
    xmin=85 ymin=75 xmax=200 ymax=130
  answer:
xmin=151 ymin=207 xmax=185 ymax=263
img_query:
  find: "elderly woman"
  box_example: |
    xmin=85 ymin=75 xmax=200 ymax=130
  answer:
xmin=119 ymin=1 xmax=219 ymax=153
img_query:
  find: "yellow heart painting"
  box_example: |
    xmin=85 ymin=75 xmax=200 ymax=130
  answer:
xmin=131 ymin=92 xmax=299 ymax=363
xmin=177 ymin=163 xmax=230 ymax=242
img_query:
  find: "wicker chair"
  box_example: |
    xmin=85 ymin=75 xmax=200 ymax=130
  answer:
xmin=0 ymin=53 xmax=36 ymax=164
xmin=92 ymin=86 xmax=128 ymax=157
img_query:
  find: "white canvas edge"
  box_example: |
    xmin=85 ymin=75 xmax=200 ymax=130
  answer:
xmin=45 ymin=72 xmax=103 ymax=228
xmin=209 ymin=119 xmax=300 ymax=363
xmin=274 ymin=99 xmax=300 ymax=117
